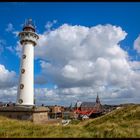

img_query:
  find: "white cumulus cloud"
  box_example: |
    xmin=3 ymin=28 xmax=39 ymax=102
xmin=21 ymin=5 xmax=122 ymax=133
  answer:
xmin=35 ymin=24 xmax=128 ymax=88
xmin=0 ymin=64 xmax=17 ymax=88
xmin=33 ymin=23 xmax=140 ymax=104
xmin=134 ymin=35 xmax=140 ymax=53
xmin=0 ymin=86 xmax=17 ymax=103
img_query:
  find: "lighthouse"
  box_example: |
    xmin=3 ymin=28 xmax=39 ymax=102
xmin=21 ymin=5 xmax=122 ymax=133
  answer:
xmin=16 ymin=19 xmax=39 ymax=106
xmin=0 ymin=19 xmax=48 ymax=123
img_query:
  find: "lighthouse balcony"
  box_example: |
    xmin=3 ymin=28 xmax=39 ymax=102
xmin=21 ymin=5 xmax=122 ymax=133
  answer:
xmin=19 ymin=31 xmax=39 ymax=46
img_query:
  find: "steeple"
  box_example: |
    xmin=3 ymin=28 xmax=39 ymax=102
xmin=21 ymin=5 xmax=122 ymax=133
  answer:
xmin=96 ymin=93 xmax=100 ymax=104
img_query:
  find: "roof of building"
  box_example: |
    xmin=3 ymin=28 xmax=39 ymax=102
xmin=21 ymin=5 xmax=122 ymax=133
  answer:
xmin=80 ymin=102 xmax=96 ymax=108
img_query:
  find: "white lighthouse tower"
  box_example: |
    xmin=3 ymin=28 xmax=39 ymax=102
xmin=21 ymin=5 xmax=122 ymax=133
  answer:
xmin=16 ymin=19 xmax=39 ymax=106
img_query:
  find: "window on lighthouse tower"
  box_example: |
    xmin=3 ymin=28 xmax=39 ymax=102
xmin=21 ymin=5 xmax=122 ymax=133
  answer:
xmin=21 ymin=69 xmax=25 ymax=74
xmin=22 ymin=54 xmax=26 ymax=59
xmin=18 ymin=99 xmax=23 ymax=104
xmin=20 ymin=84 xmax=24 ymax=89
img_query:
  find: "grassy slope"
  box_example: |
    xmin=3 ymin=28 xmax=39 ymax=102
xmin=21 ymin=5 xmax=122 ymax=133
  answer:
xmin=84 ymin=105 xmax=140 ymax=138
xmin=0 ymin=104 xmax=139 ymax=138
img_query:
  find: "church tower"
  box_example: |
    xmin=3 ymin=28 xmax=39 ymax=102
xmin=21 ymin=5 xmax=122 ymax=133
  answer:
xmin=95 ymin=93 xmax=102 ymax=111
xmin=96 ymin=93 xmax=101 ymax=104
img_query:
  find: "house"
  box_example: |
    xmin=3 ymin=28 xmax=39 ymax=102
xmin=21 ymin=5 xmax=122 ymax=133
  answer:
xmin=48 ymin=105 xmax=64 ymax=119
xmin=82 ymin=115 xmax=89 ymax=120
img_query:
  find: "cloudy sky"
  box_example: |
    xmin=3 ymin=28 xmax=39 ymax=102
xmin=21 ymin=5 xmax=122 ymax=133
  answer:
xmin=0 ymin=2 xmax=140 ymax=106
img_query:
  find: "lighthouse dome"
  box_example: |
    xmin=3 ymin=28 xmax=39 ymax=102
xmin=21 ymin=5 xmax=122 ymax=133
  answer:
xmin=23 ymin=18 xmax=36 ymax=32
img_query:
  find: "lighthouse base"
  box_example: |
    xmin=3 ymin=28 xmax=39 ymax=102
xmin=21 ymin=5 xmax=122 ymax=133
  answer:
xmin=0 ymin=106 xmax=49 ymax=124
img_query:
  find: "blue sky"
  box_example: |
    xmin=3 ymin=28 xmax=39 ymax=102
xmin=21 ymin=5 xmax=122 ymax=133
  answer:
xmin=0 ymin=2 xmax=140 ymax=105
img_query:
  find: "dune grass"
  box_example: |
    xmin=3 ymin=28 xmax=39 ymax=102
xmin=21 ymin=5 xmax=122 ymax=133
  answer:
xmin=84 ymin=105 xmax=140 ymax=138
xmin=0 ymin=104 xmax=139 ymax=138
